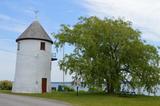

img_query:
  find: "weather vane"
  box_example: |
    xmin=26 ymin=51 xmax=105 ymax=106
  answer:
xmin=34 ymin=10 xmax=39 ymax=20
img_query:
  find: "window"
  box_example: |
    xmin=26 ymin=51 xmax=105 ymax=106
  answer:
xmin=17 ymin=42 xmax=20 ymax=50
xmin=40 ymin=42 xmax=45 ymax=50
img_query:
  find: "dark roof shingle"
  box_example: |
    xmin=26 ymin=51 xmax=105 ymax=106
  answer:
xmin=16 ymin=21 xmax=53 ymax=44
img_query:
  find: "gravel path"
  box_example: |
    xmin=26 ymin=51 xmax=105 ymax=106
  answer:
xmin=0 ymin=93 xmax=70 ymax=106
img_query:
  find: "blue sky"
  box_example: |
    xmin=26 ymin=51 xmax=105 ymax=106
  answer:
xmin=0 ymin=0 xmax=160 ymax=81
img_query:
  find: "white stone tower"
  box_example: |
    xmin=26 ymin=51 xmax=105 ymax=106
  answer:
xmin=12 ymin=21 xmax=53 ymax=93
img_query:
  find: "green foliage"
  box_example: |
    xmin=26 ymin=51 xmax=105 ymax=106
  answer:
xmin=53 ymin=16 xmax=160 ymax=94
xmin=62 ymin=85 xmax=75 ymax=92
xmin=58 ymin=85 xmax=75 ymax=92
xmin=88 ymin=86 xmax=103 ymax=93
xmin=0 ymin=80 xmax=12 ymax=90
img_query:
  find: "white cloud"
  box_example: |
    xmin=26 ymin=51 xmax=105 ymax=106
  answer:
xmin=0 ymin=24 xmax=26 ymax=33
xmin=0 ymin=14 xmax=22 ymax=23
xmin=0 ymin=14 xmax=26 ymax=33
xmin=82 ymin=0 xmax=160 ymax=41
xmin=0 ymin=14 xmax=12 ymax=21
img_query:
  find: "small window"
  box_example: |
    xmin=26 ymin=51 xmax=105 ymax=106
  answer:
xmin=17 ymin=42 xmax=20 ymax=50
xmin=40 ymin=42 xmax=45 ymax=50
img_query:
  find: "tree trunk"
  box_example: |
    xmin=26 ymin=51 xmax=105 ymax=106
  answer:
xmin=106 ymin=82 xmax=115 ymax=94
xmin=108 ymin=83 xmax=114 ymax=94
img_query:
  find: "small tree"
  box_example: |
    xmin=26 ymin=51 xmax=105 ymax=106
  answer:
xmin=0 ymin=80 xmax=12 ymax=90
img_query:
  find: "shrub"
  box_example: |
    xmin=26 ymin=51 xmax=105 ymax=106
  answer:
xmin=58 ymin=85 xmax=75 ymax=92
xmin=0 ymin=80 xmax=12 ymax=90
xmin=88 ymin=86 xmax=103 ymax=93
xmin=63 ymin=85 xmax=75 ymax=92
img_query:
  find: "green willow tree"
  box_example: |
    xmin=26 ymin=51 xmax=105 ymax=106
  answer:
xmin=53 ymin=16 xmax=160 ymax=94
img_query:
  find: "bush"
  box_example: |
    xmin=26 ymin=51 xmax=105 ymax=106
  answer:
xmin=0 ymin=80 xmax=12 ymax=90
xmin=88 ymin=87 xmax=103 ymax=93
xmin=58 ymin=85 xmax=75 ymax=92
xmin=63 ymin=85 xmax=75 ymax=92
xmin=79 ymin=90 xmax=87 ymax=93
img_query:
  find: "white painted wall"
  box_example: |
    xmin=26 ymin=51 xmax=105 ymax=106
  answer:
xmin=12 ymin=39 xmax=52 ymax=93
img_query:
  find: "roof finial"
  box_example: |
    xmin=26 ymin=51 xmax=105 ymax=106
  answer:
xmin=34 ymin=10 xmax=39 ymax=21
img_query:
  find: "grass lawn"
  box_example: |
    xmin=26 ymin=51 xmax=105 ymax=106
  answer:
xmin=0 ymin=90 xmax=160 ymax=106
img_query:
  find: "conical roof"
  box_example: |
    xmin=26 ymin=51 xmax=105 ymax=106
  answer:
xmin=16 ymin=21 xmax=53 ymax=44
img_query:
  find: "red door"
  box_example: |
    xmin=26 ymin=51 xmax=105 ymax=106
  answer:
xmin=42 ymin=78 xmax=47 ymax=93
